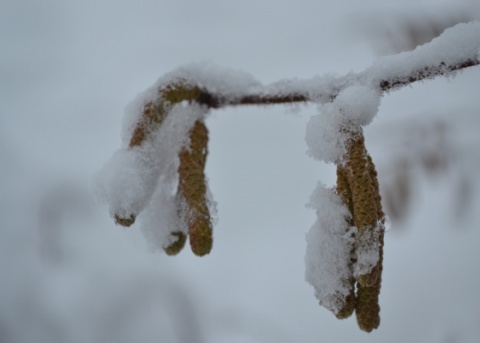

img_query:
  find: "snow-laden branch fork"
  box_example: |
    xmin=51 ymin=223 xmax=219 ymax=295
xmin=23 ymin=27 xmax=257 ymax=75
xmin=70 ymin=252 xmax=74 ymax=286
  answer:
xmin=95 ymin=22 xmax=480 ymax=332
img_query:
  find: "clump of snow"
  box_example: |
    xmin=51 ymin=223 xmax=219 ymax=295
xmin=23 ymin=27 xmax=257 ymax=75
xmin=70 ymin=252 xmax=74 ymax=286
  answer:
xmin=353 ymin=224 xmax=382 ymax=279
xmin=334 ymin=85 xmax=381 ymax=126
xmin=139 ymin=177 xmax=185 ymax=252
xmin=305 ymin=84 xmax=380 ymax=164
xmin=93 ymin=145 xmax=161 ymax=220
xmin=305 ymin=183 xmax=355 ymax=315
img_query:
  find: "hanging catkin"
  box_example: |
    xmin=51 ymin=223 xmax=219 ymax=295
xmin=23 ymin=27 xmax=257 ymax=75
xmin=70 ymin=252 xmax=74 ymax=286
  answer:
xmin=354 ymin=155 xmax=384 ymax=332
xmin=336 ymin=129 xmax=384 ymax=332
xmin=334 ymin=165 xmax=356 ymax=319
xmin=177 ymin=120 xmax=213 ymax=256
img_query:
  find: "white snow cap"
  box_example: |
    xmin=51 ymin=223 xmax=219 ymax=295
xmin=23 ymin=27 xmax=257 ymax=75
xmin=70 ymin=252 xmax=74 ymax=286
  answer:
xmin=334 ymin=85 xmax=381 ymax=127
xmin=305 ymin=183 xmax=355 ymax=315
xmin=305 ymin=84 xmax=380 ymax=164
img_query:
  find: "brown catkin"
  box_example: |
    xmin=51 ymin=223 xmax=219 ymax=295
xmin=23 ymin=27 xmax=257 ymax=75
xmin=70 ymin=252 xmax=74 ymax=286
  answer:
xmin=355 ymin=154 xmax=385 ymax=332
xmin=344 ymin=131 xmax=379 ymax=287
xmin=177 ymin=120 xmax=213 ymax=256
xmin=341 ymin=130 xmax=384 ymax=332
xmin=355 ymin=281 xmax=381 ymax=332
xmin=334 ymin=165 xmax=356 ymax=319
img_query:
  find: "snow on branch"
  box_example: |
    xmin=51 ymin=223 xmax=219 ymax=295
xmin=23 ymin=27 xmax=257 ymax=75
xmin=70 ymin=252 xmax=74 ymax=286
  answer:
xmin=203 ymin=21 xmax=479 ymax=106
xmin=94 ymin=21 xmax=479 ymax=331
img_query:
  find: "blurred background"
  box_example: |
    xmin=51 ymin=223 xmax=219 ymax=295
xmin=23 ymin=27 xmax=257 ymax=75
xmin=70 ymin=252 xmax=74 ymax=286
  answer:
xmin=1 ymin=0 xmax=479 ymax=342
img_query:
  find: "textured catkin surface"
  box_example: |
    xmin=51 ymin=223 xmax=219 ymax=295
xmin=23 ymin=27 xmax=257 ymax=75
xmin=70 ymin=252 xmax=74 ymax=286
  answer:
xmin=354 ymin=155 xmax=385 ymax=332
xmin=335 ymin=165 xmax=356 ymax=319
xmin=331 ymin=130 xmax=385 ymax=332
xmin=344 ymin=132 xmax=380 ymax=287
xmin=177 ymin=120 xmax=213 ymax=256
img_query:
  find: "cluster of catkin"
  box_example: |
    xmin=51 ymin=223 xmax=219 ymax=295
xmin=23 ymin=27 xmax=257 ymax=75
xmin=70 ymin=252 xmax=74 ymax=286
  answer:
xmin=335 ymin=130 xmax=385 ymax=332
xmin=114 ymin=81 xmax=213 ymax=256
xmin=111 ymin=80 xmax=384 ymax=331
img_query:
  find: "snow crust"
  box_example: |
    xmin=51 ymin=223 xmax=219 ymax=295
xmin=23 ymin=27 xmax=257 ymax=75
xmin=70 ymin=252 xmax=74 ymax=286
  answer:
xmin=305 ymin=85 xmax=380 ymax=164
xmin=305 ymin=183 xmax=355 ymax=315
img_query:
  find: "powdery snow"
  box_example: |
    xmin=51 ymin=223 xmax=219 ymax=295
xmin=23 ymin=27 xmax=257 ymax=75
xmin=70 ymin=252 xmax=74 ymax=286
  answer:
xmin=94 ymin=102 xmax=209 ymax=251
xmin=305 ymin=183 xmax=356 ymax=315
xmin=305 ymin=84 xmax=381 ymax=164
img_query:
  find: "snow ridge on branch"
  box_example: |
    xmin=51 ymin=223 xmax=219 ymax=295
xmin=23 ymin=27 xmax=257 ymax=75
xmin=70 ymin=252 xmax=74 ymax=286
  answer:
xmin=198 ymin=21 xmax=479 ymax=106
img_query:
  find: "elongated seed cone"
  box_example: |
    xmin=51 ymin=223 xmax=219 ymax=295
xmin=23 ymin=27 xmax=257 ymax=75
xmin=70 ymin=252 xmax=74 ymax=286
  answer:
xmin=177 ymin=120 xmax=213 ymax=256
xmin=163 ymin=231 xmax=187 ymax=256
xmin=336 ymin=165 xmax=354 ymax=218
xmin=355 ymin=154 xmax=385 ymax=332
xmin=339 ymin=129 xmax=385 ymax=332
xmin=335 ymin=165 xmax=356 ymax=319
xmin=356 ymin=231 xmax=383 ymax=333
xmin=344 ymin=132 xmax=380 ymax=287
xmin=356 ymin=244 xmax=382 ymax=333
xmin=367 ymin=154 xmax=385 ymax=224
xmin=344 ymin=132 xmax=378 ymax=234
xmin=355 ymin=278 xmax=381 ymax=332
xmin=363 ymin=154 xmax=385 ymax=287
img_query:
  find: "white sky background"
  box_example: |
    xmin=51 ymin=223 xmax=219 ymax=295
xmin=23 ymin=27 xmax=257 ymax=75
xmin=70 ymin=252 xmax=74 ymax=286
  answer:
xmin=1 ymin=0 xmax=480 ymax=342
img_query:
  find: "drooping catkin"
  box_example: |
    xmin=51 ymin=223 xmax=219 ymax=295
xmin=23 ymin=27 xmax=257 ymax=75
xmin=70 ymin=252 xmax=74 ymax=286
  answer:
xmin=341 ymin=130 xmax=384 ymax=332
xmin=354 ymin=154 xmax=384 ymax=332
xmin=177 ymin=120 xmax=213 ymax=256
xmin=334 ymin=165 xmax=356 ymax=319
xmin=344 ymin=131 xmax=380 ymax=287
xmin=355 ymin=280 xmax=381 ymax=332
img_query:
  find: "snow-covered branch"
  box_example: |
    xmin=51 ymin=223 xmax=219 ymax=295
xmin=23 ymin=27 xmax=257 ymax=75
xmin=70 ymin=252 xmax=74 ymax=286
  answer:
xmin=94 ymin=21 xmax=480 ymax=332
xmin=188 ymin=21 xmax=480 ymax=107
